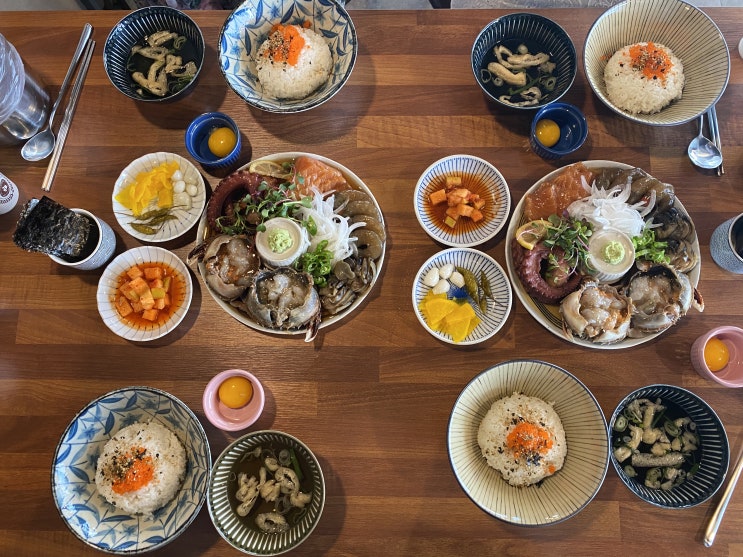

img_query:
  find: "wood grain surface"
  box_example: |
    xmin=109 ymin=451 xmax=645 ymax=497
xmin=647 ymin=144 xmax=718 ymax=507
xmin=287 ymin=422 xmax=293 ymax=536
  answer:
xmin=0 ymin=8 xmax=742 ymax=557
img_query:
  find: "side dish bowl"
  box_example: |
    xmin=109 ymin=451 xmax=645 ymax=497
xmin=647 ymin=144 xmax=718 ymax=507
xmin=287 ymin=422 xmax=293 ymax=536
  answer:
xmin=52 ymin=386 xmax=211 ymax=554
xmin=414 ymin=154 xmax=510 ymax=248
xmin=112 ymin=152 xmax=206 ymax=243
xmin=104 ymin=6 xmax=204 ymax=102
xmin=219 ymin=0 xmax=357 ymax=113
xmin=448 ymin=360 xmax=609 ymax=526
xmin=97 ymin=246 xmax=193 ymax=341
xmin=471 ymin=13 xmax=577 ymax=110
xmin=208 ymin=430 xmax=325 ymax=555
xmin=609 ymin=384 xmax=729 ymax=508
xmin=412 ymin=247 xmax=512 ymax=345
xmin=584 ymin=0 xmax=730 ymax=126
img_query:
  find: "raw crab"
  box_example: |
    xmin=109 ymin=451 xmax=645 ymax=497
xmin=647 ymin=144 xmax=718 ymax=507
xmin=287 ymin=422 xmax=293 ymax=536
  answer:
xmin=242 ymin=267 xmax=321 ymax=341
xmin=560 ymin=280 xmax=633 ymax=344
xmin=626 ymin=264 xmax=704 ymax=336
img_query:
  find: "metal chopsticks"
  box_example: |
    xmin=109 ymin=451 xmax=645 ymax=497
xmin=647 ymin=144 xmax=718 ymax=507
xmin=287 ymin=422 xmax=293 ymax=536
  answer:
xmin=41 ymin=37 xmax=95 ymax=192
xmin=708 ymin=105 xmax=724 ymax=176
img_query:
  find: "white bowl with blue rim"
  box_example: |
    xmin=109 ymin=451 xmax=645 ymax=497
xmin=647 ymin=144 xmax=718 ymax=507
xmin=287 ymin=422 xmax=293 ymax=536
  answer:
xmin=412 ymin=247 xmax=512 ymax=345
xmin=52 ymin=386 xmax=211 ymax=554
xmin=97 ymin=246 xmax=193 ymax=342
xmin=414 ymin=154 xmax=511 ymax=248
xmin=219 ymin=0 xmax=357 ymax=113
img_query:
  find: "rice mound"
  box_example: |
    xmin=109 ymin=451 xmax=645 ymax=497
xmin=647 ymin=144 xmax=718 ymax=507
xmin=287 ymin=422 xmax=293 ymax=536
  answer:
xmin=604 ymin=42 xmax=684 ymax=114
xmin=95 ymin=421 xmax=187 ymax=515
xmin=477 ymin=392 xmax=567 ymax=487
xmin=256 ymin=25 xmax=333 ymax=100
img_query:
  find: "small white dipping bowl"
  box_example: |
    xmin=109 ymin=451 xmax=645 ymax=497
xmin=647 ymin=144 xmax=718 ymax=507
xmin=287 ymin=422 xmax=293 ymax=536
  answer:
xmin=255 ymin=217 xmax=310 ymax=267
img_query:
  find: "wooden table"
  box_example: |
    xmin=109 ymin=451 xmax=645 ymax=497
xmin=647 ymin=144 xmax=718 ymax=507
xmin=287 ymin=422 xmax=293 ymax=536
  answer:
xmin=1 ymin=8 xmax=741 ymax=557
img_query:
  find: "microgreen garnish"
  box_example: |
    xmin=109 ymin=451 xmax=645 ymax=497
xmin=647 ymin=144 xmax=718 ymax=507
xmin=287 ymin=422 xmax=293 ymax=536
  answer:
xmin=543 ymin=214 xmax=594 ymax=274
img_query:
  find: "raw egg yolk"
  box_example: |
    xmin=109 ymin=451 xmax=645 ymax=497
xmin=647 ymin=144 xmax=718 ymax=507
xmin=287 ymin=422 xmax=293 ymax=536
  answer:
xmin=218 ymin=376 xmax=253 ymax=409
xmin=207 ymin=127 xmax=237 ymax=158
xmin=535 ymin=119 xmax=561 ymax=148
xmin=704 ymin=337 xmax=730 ymax=372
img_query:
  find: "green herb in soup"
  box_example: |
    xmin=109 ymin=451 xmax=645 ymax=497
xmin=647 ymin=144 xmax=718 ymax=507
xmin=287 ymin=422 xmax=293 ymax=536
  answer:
xmin=127 ymin=30 xmax=198 ymax=98
xmin=230 ymin=444 xmax=312 ymax=534
xmin=612 ymin=397 xmax=701 ymax=491
xmin=480 ymin=40 xmax=557 ymax=107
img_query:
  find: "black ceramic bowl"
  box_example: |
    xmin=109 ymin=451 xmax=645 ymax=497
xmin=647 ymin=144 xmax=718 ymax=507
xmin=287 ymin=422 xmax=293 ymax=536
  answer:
xmin=471 ymin=13 xmax=577 ymax=111
xmin=104 ymin=6 xmax=204 ymax=102
xmin=609 ymin=384 xmax=729 ymax=508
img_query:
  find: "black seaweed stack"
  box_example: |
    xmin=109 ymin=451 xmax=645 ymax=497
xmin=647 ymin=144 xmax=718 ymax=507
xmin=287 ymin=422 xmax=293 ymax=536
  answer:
xmin=13 ymin=197 xmax=93 ymax=261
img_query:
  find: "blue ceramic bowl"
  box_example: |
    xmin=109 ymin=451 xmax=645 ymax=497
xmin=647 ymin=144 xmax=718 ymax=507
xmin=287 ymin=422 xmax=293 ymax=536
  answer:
xmin=52 ymin=387 xmax=211 ymax=553
xmin=219 ymin=0 xmax=357 ymax=113
xmin=530 ymin=102 xmax=588 ymax=159
xmin=185 ymin=112 xmax=242 ymax=172
xmin=609 ymin=384 xmax=729 ymax=509
xmin=104 ymin=7 xmax=204 ymax=102
xmin=471 ymin=13 xmax=577 ymax=111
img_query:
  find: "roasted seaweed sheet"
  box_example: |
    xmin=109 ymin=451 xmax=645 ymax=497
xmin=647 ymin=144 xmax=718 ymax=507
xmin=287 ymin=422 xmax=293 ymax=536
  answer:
xmin=13 ymin=196 xmax=93 ymax=259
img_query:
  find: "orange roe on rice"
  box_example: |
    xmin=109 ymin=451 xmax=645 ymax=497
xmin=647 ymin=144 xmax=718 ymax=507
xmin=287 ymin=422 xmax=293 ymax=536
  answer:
xmin=111 ymin=447 xmax=155 ymax=494
xmin=628 ymin=42 xmax=673 ymax=84
xmin=506 ymin=421 xmax=553 ymax=460
xmin=264 ymin=24 xmax=306 ymax=66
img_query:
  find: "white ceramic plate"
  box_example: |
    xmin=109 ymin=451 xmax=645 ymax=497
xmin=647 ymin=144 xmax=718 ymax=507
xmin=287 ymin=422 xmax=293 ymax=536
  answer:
xmin=414 ymin=155 xmax=511 ymax=248
xmin=448 ymin=359 xmax=609 ymax=526
xmin=97 ymin=246 xmax=193 ymax=341
xmin=112 ymin=152 xmax=205 ymax=242
xmin=208 ymin=430 xmax=325 ymax=555
xmin=52 ymin=386 xmax=211 ymax=554
xmin=504 ymin=160 xmax=701 ymax=349
xmin=412 ymin=248 xmax=511 ymax=345
xmin=195 ymin=152 xmax=385 ymax=338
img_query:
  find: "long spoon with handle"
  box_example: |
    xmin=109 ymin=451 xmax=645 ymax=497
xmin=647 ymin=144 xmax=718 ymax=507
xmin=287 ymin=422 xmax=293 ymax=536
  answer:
xmin=20 ymin=23 xmax=93 ymax=162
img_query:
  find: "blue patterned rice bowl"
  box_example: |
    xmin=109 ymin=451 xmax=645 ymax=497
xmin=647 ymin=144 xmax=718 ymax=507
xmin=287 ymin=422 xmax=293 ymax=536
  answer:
xmin=219 ymin=0 xmax=357 ymax=113
xmin=52 ymin=387 xmax=211 ymax=554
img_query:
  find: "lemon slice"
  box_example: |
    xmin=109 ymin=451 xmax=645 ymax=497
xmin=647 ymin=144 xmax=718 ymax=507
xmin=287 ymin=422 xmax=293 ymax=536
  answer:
xmin=248 ymin=160 xmax=293 ymax=180
xmin=515 ymin=219 xmax=551 ymax=250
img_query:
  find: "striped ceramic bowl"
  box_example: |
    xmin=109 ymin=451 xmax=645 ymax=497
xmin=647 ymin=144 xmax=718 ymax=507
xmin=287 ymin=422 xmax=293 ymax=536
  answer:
xmin=208 ymin=430 xmax=325 ymax=555
xmin=584 ymin=0 xmax=730 ymax=126
xmin=448 ymin=360 xmax=609 ymax=526
xmin=412 ymin=247 xmax=512 ymax=345
xmin=414 ymin=155 xmax=510 ymax=248
xmin=96 ymin=246 xmax=193 ymax=342
xmin=610 ymin=384 xmax=729 ymax=508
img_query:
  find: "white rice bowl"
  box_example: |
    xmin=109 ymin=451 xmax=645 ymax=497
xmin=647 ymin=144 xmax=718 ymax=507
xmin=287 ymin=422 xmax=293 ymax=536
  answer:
xmin=95 ymin=421 xmax=187 ymax=516
xmin=604 ymin=42 xmax=684 ymax=115
xmin=255 ymin=25 xmax=332 ymax=100
xmin=477 ymin=392 xmax=567 ymax=487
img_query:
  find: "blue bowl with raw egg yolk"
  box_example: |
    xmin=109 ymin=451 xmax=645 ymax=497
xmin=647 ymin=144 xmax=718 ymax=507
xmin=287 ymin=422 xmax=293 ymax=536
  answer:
xmin=529 ymin=102 xmax=588 ymax=160
xmin=185 ymin=112 xmax=242 ymax=172
xmin=203 ymin=369 xmax=265 ymax=431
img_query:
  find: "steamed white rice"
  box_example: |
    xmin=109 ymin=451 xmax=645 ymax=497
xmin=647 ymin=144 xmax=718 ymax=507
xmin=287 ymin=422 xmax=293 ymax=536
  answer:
xmin=477 ymin=392 xmax=567 ymax=487
xmin=95 ymin=421 xmax=186 ymax=515
xmin=604 ymin=42 xmax=684 ymax=115
xmin=255 ymin=25 xmax=332 ymax=100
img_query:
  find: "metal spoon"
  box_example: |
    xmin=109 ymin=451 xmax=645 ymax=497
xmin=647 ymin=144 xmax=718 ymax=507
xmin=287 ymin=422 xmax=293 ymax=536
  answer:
xmin=21 ymin=23 xmax=93 ymax=162
xmin=687 ymin=112 xmax=723 ymax=170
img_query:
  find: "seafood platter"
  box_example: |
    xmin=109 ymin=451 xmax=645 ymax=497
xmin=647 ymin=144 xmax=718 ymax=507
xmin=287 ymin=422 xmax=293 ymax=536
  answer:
xmin=505 ymin=160 xmax=703 ymax=349
xmin=189 ymin=152 xmax=386 ymax=341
